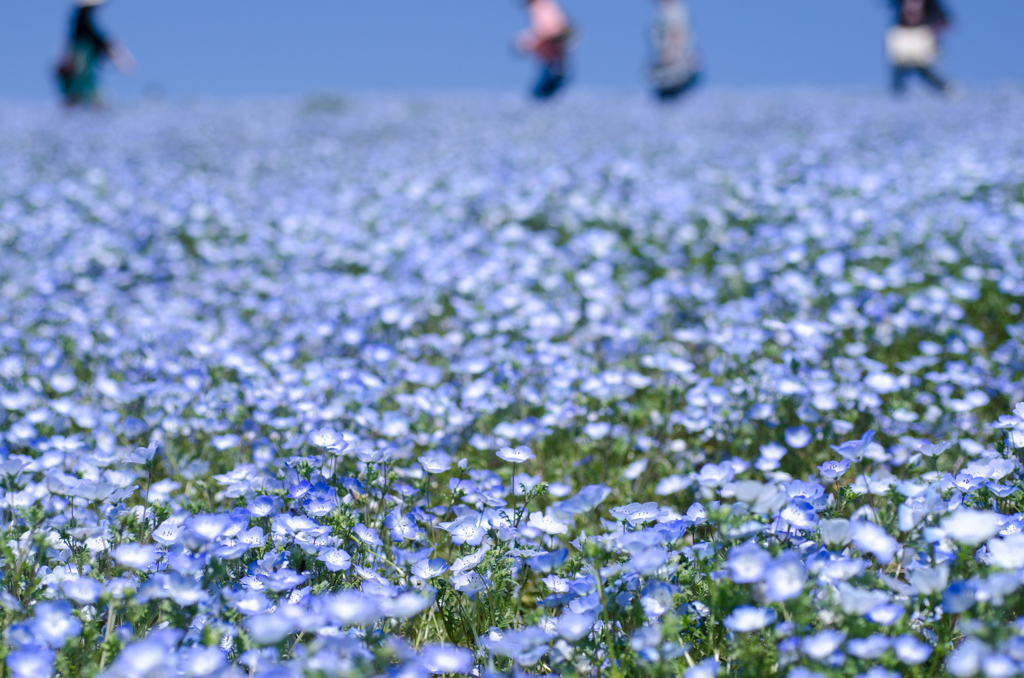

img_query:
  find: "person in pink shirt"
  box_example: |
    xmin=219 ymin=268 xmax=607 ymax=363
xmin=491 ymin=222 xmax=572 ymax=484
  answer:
xmin=515 ymin=0 xmax=573 ymax=99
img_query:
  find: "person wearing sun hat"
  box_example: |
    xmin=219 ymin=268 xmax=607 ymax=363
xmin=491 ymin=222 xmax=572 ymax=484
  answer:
xmin=57 ymin=0 xmax=135 ymax=106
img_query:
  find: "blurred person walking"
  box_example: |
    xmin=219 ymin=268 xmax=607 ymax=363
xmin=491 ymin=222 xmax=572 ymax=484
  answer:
xmin=57 ymin=0 xmax=135 ymax=107
xmin=516 ymin=0 xmax=573 ymax=99
xmin=886 ymin=0 xmax=955 ymax=96
xmin=649 ymin=0 xmax=701 ymax=100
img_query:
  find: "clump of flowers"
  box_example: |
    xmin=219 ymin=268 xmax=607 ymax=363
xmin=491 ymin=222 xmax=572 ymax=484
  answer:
xmin=0 ymin=91 xmax=1023 ymax=677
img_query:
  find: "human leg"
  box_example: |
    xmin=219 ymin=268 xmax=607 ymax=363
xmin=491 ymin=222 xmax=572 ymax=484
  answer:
xmin=656 ymin=72 xmax=700 ymax=101
xmin=533 ymin=61 xmax=566 ymax=99
xmin=916 ymin=67 xmax=949 ymax=93
xmin=892 ymin=67 xmax=910 ymax=94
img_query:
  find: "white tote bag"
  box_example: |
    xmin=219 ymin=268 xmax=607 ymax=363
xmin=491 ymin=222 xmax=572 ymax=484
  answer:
xmin=886 ymin=26 xmax=939 ymax=67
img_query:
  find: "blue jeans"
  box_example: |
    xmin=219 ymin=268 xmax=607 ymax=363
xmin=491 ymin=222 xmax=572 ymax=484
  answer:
xmin=656 ymin=71 xmax=701 ymax=101
xmin=893 ymin=66 xmax=947 ymax=93
xmin=533 ymin=62 xmax=567 ymax=99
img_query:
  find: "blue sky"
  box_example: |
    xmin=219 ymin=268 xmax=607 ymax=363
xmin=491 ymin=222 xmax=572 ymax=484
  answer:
xmin=2 ymin=1 xmax=1023 ymax=98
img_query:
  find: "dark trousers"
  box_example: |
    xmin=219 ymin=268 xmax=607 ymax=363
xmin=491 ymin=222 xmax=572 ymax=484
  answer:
xmin=656 ymin=72 xmax=701 ymax=101
xmin=533 ymin=61 xmax=567 ymax=99
xmin=893 ymin=66 xmax=948 ymax=93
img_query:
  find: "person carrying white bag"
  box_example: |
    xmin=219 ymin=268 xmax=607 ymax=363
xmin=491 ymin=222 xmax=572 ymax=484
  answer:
xmin=886 ymin=0 xmax=955 ymax=96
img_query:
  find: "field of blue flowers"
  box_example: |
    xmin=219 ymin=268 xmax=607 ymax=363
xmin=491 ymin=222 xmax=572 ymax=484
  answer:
xmin=2 ymin=90 xmax=1024 ymax=678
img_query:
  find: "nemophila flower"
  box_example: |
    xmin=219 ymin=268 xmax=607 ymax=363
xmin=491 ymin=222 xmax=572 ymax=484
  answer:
xmin=394 ymin=545 xmax=434 ymax=567
xmin=451 ymin=571 xmax=488 ymax=596
xmin=612 ymin=501 xmax=661 ymax=525
xmin=987 ymin=482 xmax=1016 ymax=498
xmin=837 ymin=583 xmax=889 ymax=615
xmin=325 ymin=591 xmax=380 ymax=627
xmin=105 ymin=578 xmax=136 ymax=601
xmin=557 ymin=611 xmax=596 ymax=641
xmin=911 ymin=438 xmax=952 ymax=457
xmin=353 ymin=523 xmax=384 ymax=547
xmin=526 ymin=548 xmax=567 ymax=573
xmin=185 ymin=514 xmax=233 ymax=542
xmin=288 ymin=480 xmax=313 ymax=499
xmin=631 ymin=548 xmax=669 ymax=575
xmin=230 ymin=590 xmax=272 ymax=615
xmin=138 ymin=571 xmax=211 ymax=606
xmin=108 ymin=630 xmax=183 ymax=676
xmin=303 ymin=493 xmax=337 ymax=518
xmin=420 ymin=645 xmax=473 ymax=675
xmin=780 ymin=500 xmax=818 ymax=530
xmin=496 ymin=446 xmax=535 ymax=463
xmin=787 ymin=668 xmax=825 ymax=678
xmin=818 ymin=459 xmax=850 ymax=481
xmin=980 ymin=654 xmax=1018 ymax=678
xmin=542 ymin=574 xmax=570 ymax=594
xmin=181 ymin=646 xmax=226 ymax=677
xmin=907 ymin=564 xmax=949 ymax=595
xmin=6 ymin=646 xmax=53 ymax=678
xmin=418 ymin=451 xmax=452 ymax=474
xmin=31 ymin=601 xmax=81 ymax=647
xmin=941 ymin=509 xmax=1002 ymax=545
xmin=801 ymin=630 xmax=845 ymax=661
xmin=317 ymin=548 xmax=352 ymax=572
xmin=945 ymin=637 xmax=989 ymax=678
xmin=847 ymin=635 xmax=891 ymax=659
xmin=784 ymin=426 xmax=812 ymax=449
xmin=892 ymin=635 xmax=932 ymax=665
xmin=866 ymin=603 xmax=904 ymax=626
xmin=818 ymin=518 xmax=850 ymax=547
xmin=444 ymin=515 xmax=486 ymax=546
xmin=113 ymin=543 xmax=159 ymax=570
xmin=763 ymin=553 xmax=807 ymax=601
xmin=942 ymin=581 xmax=977 ymax=613
xmin=245 ymin=495 xmax=279 ymax=518
xmin=263 ymin=569 xmax=309 ymax=592
xmin=308 ymin=427 xmax=342 ymax=449
xmin=685 ymin=658 xmax=719 ymax=678
xmin=849 ymin=520 xmax=899 ymax=564
xmin=987 ymin=533 xmax=1024 ymax=569
xmin=411 ymin=558 xmax=449 ymax=580
xmin=622 ymin=458 xmax=648 ymax=481
xmin=380 ymin=591 xmax=434 ymax=619
xmin=630 ymin=623 xmax=663 ymax=659
xmin=966 ymin=577 xmax=1015 ymax=606
xmin=385 ymin=509 xmax=423 ymax=542
xmin=246 ymin=610 xmax=299 ymax=645
xmin=949 ymin=472 xmax=985 ymax=492
xmin=967 ymin=457 xmax=1015 ymax=481
xmin=451 ymin=544 xmax=489 ymax=574
xmin=61 ymin=577 xmax=102 ymax=605
xmin=696 ymin=462 xmax=734 ymax=488
xmin=640 ymin=581 xmax=676 ymax=617
xmin=655 ymin=475 xmax=691 ymax=495
xmin=725 ymin=542 xmax=771 ymax=584
xmin=211 ymin=434 xmax=240 ymax=451
xmin=237 ymin=526 xmax=267 ymax=549
xmin=528 ymin=512 xmax=569 ymax=540
xmin=856 ymin=669 xmax=899 ymax=678
xmin=831 ymin=430 xmax=875 ymax=462
xmin=558 ymin=484 xmax=613 ymax=515
xmin=723 ymin=606 xmax=776 ymax=632
xmin=863 ymin=371 xmax=900 ymax=394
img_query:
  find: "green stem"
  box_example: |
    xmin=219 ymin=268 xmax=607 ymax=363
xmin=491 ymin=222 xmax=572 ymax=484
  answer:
xmin=98 ymin=599 xmax=119 ymax=671
xmin=511 ymin=465 xmax=518 ymax=528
